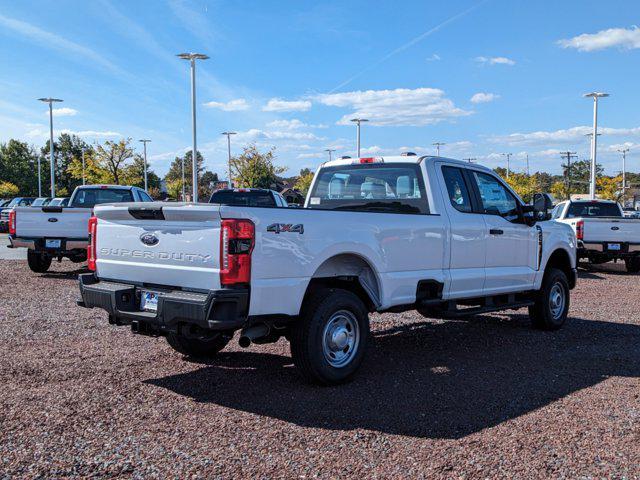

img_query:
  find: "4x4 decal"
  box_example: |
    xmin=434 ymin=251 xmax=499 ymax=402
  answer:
xmin=267 ymin=223 xmax=304 ymax=234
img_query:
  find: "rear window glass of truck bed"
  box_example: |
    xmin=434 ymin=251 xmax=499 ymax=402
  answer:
xmin=209 ymin=190 xmax=276 ymax=207
xmin=308 ymin=163 xmax=428 ymax=214
xmin=566 ymin=202 xmax=621 ymax=218
xmin=70 ymin=188 xmax=133 ymax=208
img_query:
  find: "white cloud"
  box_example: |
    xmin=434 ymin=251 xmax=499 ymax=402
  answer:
xmin=426 ymin=53 xmax=441 ymax=62
xmin=475 ymin=56 xmax=516 ymax=66
xmin=26 ymin=128 xmax=122 ymax=140
xmin=297 ymin=152 xmax=326 ymax=159
xmin=237 ymin=128 xmax=322 ymax=142
xmin=470 ymin=92 xmax=500 ymax=104
xmin=558 ymin=26 xmax=640 ymax=52
xmin=203 ymin=99 xmax=249 ymax=111
xmin=316 ymin=87 xmax=471 ymax=127
xmin=263 ymin=98 xmax=312 ymax=112
xmin=266 ymin=119 xmax=327 ymax=130
xmin=489 ymin=126 xmax=640 ymax=146
xmin=51 ymin=107 xmax=78 ymax=117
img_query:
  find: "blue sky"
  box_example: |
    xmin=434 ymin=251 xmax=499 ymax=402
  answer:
xmin=1 ymin=0 xmax=639 ymax=178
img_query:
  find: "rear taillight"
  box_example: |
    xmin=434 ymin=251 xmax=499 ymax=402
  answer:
xmin=8 ymin=210 xmax=16 ymax=235
xmin=87 ymin=216 xmax=98 ymax=271
xmin=220 ymin=219 xmax=255 ymax=286
xmin=576 ymin=220 xmax=584 ymax=241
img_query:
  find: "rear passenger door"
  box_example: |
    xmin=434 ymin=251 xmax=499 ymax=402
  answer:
xmin=468 ymin=171 xmax=538 ymax=294
xmin=438 ymin=164 xmax=487 ymax=299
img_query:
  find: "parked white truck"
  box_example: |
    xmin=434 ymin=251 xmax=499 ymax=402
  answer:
xmin=551 ymin=199 xmax=640 ymax=272
xmin=77 ymin=156 xmax=577 ymax=384
xmin=8 ymin=185 xmax=153 ymax=272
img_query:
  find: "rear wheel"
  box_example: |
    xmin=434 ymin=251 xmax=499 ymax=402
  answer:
xmin=290 ymin=288 xmax=370 ymax=385
xmin=625 ymin=257 xmax=640 ymax=273
xmin=165 ymin=333 xmax=231 ymax=358
xmin=27 ymin=251 xmax=52 ymax=273
xmin=529 ymin=268 xmax=570 ymax=330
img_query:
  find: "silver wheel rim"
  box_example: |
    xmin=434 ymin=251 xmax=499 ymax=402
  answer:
xmin=549 ymin=282 xmax=566 ymax=320
xmin=322 ymin=310 xmax=360 ymax=368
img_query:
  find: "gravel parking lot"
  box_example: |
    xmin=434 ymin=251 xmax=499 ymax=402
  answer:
xmin=1 ymin=259 xmax=639 ymax=478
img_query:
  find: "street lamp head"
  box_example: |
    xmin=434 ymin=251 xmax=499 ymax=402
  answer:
xmin=350 ymin=118 xmax=368 ymax=123
xmin=583 ymin=92 xmax=610 ymax=98
xmin=177 ymin=52 xmax=209 ymax=60
xmin=38 ymin=98 xmax=63 ymax=103
xmin=221 ymin=131 xmax=237 ymax=136
xmin=139 ymin=139 xmax=151 ymax=143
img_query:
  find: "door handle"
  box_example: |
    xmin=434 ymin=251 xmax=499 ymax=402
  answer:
xmin=489 ymin=229 xmax=504 ymax=235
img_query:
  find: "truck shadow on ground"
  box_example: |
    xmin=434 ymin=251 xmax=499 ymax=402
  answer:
xmin=146 ymin=314 xmax=640 ymax=439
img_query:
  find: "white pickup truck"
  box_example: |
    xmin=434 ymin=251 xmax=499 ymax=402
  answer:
xmin=77 ymin=155 xmax=577 ymax=385
xmin=551 ymin=199 xmax=640 ymax=273
xmin=9 ymin=185 xmax=153 ymax=272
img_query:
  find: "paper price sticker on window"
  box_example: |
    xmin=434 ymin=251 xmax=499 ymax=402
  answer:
xmin=309 ymin=197 xmax=321 ymax=205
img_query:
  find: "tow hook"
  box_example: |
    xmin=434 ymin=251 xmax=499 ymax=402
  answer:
xmin=238 ymin=324 xmax=270 ymax=348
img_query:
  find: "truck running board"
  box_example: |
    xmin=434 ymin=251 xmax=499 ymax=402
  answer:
xmin=423 ymin=293 xmax=535 ymax=319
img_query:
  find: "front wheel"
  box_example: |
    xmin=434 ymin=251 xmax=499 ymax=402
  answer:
xmin=290 ymin=288 xmax=370 ymax=385
xmin=529 ymin=268 xmax=570 ymax=330
xmin=625 ymin=257 xmax=640 ymax=273
xmin=27 ymin=251 xmax=52 ymax=273
xmin=165 ymin=333 xmax=231 ymax=358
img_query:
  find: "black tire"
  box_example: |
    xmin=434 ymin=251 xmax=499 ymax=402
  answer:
xmin=290 ymin=288 xmax=370 ymax=385
xmin=165 ymin=333 xmax=231 ymax=358
xmin=27 ymin=251 xmax=52 ymax=273
xmin=528 ymin=268 xmax=570 ymax=331
xmin=625 ymin=257 xmax=640 ymax=273
xmin=70 ymin=252 xmax=87 ymax=263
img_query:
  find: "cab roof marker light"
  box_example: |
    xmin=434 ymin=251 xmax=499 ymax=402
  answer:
xmin=354 ymin=157 xmax=384 ymax=164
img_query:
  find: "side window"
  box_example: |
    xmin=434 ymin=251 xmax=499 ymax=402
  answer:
xmin=273 ymin=194 xmax=282 ymax=207
xmin=472 ymin=172 xmax=520 ymax=221
xmin=442 ymin=166 xmax=473 ymax=213
xmin=140 ymin=191 xmax=153 ymax=202
xmin=551 ymin=204 xmax=563 ymax=219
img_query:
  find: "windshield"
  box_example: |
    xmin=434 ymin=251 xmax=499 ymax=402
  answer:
xmin=209 ymin=190 xmax=276 ymax=207
xmin=70 ymin=188 xmax=133 ymax=208
xmin=32 ymin=198 xmax=50 ymax=206
xmin=307 ymin=163 xmax=428 ymax=214
xmin=566 ymin=202 xmax=622 ymax=218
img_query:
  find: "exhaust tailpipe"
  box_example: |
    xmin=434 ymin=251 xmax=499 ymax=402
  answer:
xmin=238 ymin=324 xmax=270 ymax=348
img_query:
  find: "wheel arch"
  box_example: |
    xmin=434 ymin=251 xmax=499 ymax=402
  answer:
xmin=303 ymin=253 xmax=382 ymax=313
xmin=544 ymin=248 xmax=576 ymax=289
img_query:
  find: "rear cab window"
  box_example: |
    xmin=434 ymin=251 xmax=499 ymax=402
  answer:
xmin=70 ymin=188 xmax=133 ymax=208
xmin=307 ymin=163 xmax=428 ymax=214
xmin=209 ymin=190 xmax=277 ymax=207
xmin=566 ymin=202 xmax=622 ymax=218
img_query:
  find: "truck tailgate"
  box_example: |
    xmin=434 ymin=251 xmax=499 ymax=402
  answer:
xmin=94 ymin=203 xmax=223 ymax=291
xmin=582 ymin=218 xmax=640 ymax=243
xmin=14 ymin=206 xmax=92 ymax=238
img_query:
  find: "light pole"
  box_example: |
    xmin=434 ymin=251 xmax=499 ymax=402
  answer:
xmin=38 ymin=97 xmax=63 ymax=197
xmin=584 ymin=92 xmax=609 ymax=199
xmin=81 ymin=147 xmax=86 ymax=185
xmin=324 ymin=148 xmax=336 ymax=162
xmin=559 ymin=151 xmax=577 ymax=200
xmin=37 ymin=153 xmax=42 ymax=197
xmin=139 ymin=139 xmax=151 ymax=191
xmin=181 ymin=155 xmax=186 ymax=200
xmin=464 ymin=157 xmax=476 ymax=163
xmin=350 ymin=118 xmax=368 ymax=157
xmin=221 ymin=132 xmax=236 ymax=188
xmin=501 ymin=153 xmax=513 ymax=179
xmin=433 ymin=142 xmax=446 ymax=157
xmin=177 ymin=52 xmax=209 ymax=202
xmin=618 ymin=147 xmax=630 ymax=206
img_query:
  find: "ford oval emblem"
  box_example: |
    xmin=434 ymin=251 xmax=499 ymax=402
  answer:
xmin=140 ymin=233 xmax=159 ymax=246
xmin=611 ymin=226 xmax=620 ymax=231
xmin=48 ymin=218 xmax=58 ymax=223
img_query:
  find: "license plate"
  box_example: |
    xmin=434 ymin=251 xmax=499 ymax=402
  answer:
xmin=45 ymin=239 xmax=61 ymax=249
xmin=140 ymin=291 xmax=159 ymax=312
xmin=608 ymin=243 xmax=621 ymax=251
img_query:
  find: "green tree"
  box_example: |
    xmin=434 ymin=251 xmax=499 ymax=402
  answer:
xmin=230 ymin=145 xmax=286 ymax=188
xmin=121 ymin=154 xmax=161 ymax=190
xmin=93 ymin=138 xmax=135 ymax=184
xmin=0 ymin=140 xmax=39 ymax=195
xmin=0 ymin=181 xmax=19 ymax=197
xmin=42 ymin=134 xmax=92 ymax=194
xmin=165 ymin=179 xmax=183 ymax=200
xmin=67 ymin=149 xmax=110 ymax=185
xmin=505 ymin=172 xmax=537 ymax=203
xmin=294 ymin=168 xmax=314 ymax=195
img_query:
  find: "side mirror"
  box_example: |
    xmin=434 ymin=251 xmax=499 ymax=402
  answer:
xmin=532 ymin=193 xmax=555 ymax=220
